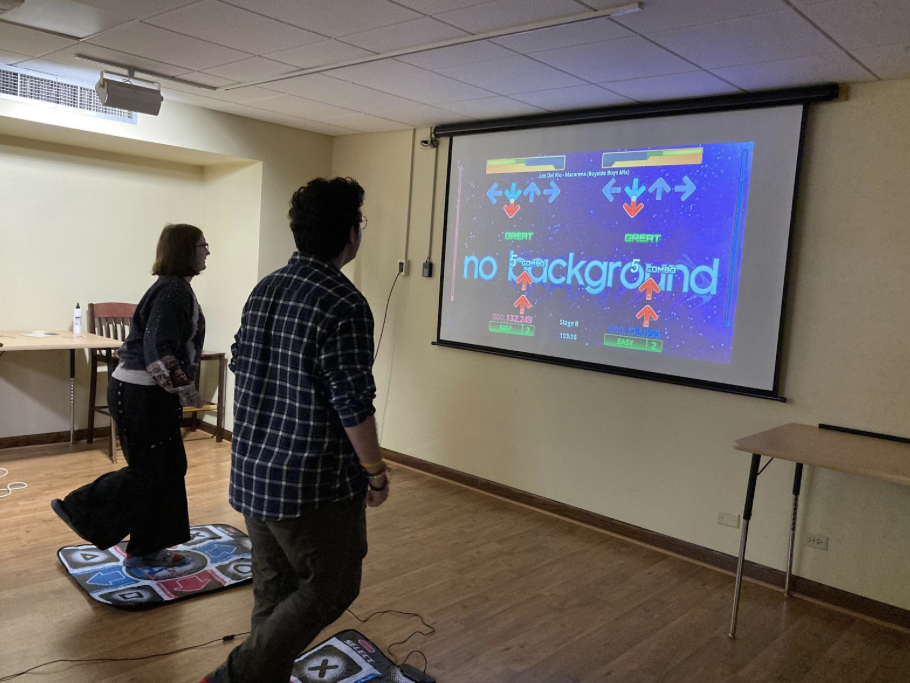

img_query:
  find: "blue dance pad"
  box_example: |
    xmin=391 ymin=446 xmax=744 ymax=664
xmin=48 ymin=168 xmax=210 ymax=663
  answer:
xmin=57 ymin=524 xmax=252 ymax=607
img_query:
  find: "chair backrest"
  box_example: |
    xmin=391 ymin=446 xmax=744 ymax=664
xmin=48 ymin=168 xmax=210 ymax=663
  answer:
xmin=87 ymin=302 xmax=136 ymax=341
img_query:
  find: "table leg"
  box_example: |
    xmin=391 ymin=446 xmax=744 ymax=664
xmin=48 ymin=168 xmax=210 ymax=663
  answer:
xmin=729 ymin=453 xmax=761 ymax=638
xmin=69 ymin=349 xmax=76 ymax=446
xmin=785 ymin=463 xmax=804 ymax=596
xmin=216 ymin=356 xmax=225 ymax=442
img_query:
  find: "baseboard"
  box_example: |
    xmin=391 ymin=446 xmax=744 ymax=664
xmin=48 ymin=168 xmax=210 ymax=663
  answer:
xmin=381 ymin=448 xmax=910 ymax=632
xmin=0 ymin=420 xmax=233 ymax=451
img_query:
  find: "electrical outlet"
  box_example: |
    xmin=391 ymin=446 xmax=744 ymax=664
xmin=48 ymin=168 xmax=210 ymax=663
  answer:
xmin=397 ymin=260 xmax=409 ymax=276
xmin=718 ymin=512 xmax=740 ymax=528
xmin=804 ymin=532 xmax=829 ymax=551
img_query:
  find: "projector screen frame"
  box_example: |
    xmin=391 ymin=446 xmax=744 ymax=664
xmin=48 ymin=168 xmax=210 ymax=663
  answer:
xmin=432 ymin=86 xmax=839 ymax=401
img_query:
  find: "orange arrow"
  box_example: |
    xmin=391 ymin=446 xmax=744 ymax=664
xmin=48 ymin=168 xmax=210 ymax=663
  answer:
xmin=638 ymin=277 xmax=661 ymax=300
xmin=514 ymin=295 xmax=531 ymax=315
xmin=636 ymin=305 xmax=658 ymax=327
xmin=623 ymin=197 xmax=644 ymax=218
xmin=503 ymin=202 xmax=520 ymax=218
xmin=516 ymin=271 xmax=533 ymax=291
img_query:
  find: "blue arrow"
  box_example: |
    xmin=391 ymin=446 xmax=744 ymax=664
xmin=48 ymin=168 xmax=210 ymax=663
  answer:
xmin=624 ymin=178 xmax=646 ymax=200
xmin=543 ymin=180 xmax=560 ymax=203
xmin=674 ymin=175 xmax=696 ymax=201
xmin=648 ymin=178 xmax=671 ymax=200
xmin=486 ymin=183 xmax=502 ymax=204
xmin=87 ymin=568 xmax=134 ymax=588
xmin=504 ymin=182 xmax=521 ymax=202
xmin=602 ymin=179 xmax=621 ymax=202
xmin=523 ymin=182 xmax=541 ymax=203
xmin=198 ymin=542 xmax=236 ymax=562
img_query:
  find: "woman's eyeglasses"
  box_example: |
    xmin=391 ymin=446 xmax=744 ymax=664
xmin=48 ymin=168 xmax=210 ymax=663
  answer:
xmin=359 ymin=216 xmax=368 ymax=231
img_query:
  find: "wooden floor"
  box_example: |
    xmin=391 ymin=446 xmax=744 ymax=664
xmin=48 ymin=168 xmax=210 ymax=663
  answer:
xmin=1 ymin=438 xmax=909 ymax=683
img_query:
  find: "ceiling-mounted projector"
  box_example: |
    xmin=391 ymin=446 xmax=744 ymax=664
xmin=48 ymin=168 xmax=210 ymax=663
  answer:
xmin=95 ymin=71 xmax=163 ymax=116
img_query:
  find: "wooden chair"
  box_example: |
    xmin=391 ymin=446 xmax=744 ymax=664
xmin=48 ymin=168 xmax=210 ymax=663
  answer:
xmin=86 ymin=302 xmax=226 ymax=462
xmin=86 ymin=303 xmax=135 ymax=462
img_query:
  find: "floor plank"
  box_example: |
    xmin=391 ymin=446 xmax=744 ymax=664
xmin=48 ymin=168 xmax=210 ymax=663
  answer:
xmin=0 ymin=439 xmax=908 ymax=682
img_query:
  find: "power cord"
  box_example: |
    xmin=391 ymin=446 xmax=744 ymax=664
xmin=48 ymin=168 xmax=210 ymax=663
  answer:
xmin=0 ymin=632 xmax=249 ymax=681
xmin=346 ymin=608 xmax=435 ymax=676
xmin=373 ymin=271 xmax=401 ymax=362
xmin=0 ymin=468 xmax=26 ymax=499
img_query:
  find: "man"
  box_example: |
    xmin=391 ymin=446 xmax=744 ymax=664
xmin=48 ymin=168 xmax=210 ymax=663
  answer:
xmin=202 ymin=177 xmax=389 ymax=683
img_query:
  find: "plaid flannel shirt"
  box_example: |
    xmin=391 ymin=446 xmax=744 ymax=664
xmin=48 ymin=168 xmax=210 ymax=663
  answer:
xmin=229 ymin=253 xmax=375 ymax=520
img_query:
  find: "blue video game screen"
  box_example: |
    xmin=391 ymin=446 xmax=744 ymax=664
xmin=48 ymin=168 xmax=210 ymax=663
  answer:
xmin=437 ymin=106 xmax=804 ymax=395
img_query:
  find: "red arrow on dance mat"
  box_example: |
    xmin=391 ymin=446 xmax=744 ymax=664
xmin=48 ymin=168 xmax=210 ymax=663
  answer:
xmin=514 ymin=295 xmax=531 ymax=315
xmin=516 ymin=271 xmax=533 ymax=291
xmin=638 ymin=277 xmax=661 ymax=300
xmin=623 ymin=197 xmax=644 ymax=218
xmin=636 ymin=305 xmax=659 ymax=327
xmin=503 ymin=202 xmax=520 ymax=218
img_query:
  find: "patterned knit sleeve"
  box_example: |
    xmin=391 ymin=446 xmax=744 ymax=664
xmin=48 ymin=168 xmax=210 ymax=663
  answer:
xmin=143 ymin=283 xmax=202 ymax=407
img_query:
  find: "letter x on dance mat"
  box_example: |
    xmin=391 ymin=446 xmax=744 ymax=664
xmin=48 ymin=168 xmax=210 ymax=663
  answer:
xmin=57 ymin=524 xmax=252 ymax=607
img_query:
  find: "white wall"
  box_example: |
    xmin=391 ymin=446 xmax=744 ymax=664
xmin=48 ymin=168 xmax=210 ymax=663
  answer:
xmin=0 ymin=95 xmax=332 ymax=437
xmin=332 ymin=79 xmax=910 ymax=611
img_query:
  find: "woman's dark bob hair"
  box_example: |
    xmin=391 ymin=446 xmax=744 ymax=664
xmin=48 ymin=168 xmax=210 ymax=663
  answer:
xmin=152 ymin=223 xmax=204 ymax=277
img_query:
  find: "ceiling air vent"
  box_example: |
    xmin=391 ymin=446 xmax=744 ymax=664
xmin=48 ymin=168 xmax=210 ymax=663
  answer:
xmin=0 ymin=65 xmax=136 ymax=123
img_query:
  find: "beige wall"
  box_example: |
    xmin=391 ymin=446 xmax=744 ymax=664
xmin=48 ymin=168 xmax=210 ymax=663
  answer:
xmin=0 ymin=95 xmax=332 ymax=437
xmin=333 ymin=79 xmax=910 ymax=611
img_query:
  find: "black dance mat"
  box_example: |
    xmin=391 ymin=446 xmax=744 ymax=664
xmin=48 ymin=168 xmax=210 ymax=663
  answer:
xmin=57 ymin=523 xmax=252 ymax=607
xmin=292 ymin=630 xmax=434 ymax=683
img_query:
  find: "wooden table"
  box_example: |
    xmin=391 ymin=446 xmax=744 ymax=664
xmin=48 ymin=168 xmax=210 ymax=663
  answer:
xmin=0 ymin=331 xmax=121 ymax=445
xmin=728 ymin=422 xmax=910 ymax=637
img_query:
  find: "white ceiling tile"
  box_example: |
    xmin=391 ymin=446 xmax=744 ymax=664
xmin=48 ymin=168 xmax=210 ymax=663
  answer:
xmin=436 ymin=0 xmax=590 ymax=34
xmin=796 ymin=0 xmax=910 ymax=52
xmin=75 ymin=0 xmax=199 ymax=21
xmin=0 ymin=0 xmax=131 ymax=39
xmin=604 ymin=71 xmax=741 ymax=101
xmin=0 ymin=21 xmax=76 ymax=57
xmin=534 ymin=36 xmax=693 ymax=83
xmin=35 ymin=44 xmax=193 ymax=81
xmin=146 ymin=0 xmax=325 ymax=54
xmin=649 ymin=9 xmax=838 ymax=70
xmin=171 ymin=71 xmax=236 ymax=88
xmin=392 ymin=0 xmax=497 ymax=14
xmin=440 ymin=96 xmax=546 ymax=118
xmin=342 ymin=17 xmax=467 ymax=53
xmin=491 ymin=16 xmax=631 ymax=53
xmin=0 ymin=49 xmax=30 ymax=65
xmin=283 ymin=118 xmax=361 ymax=136
xmin=858 ymin=43 xmax=910 ymax=80
xmin=266 ymin=41 xmax=375 ymax=70
xmin=375 ymin=104 xmax=474 ymax=126
xmin=215 ymin=101 xmax=361 ymax=134
xmin=331 ymin=60 xmax=495 ymax=103
xmin=203 ymin=57 xmax=299 ymax=82
xmin=167 ymin=77 xmax=281 ymax=104
xmin=434 ymin=55 xmax=585 ymax=95
xmin=712 ymin=52 xmax=877 ymax=90
xmin=510 ymin=84 xmax=634 ymax=110
xmin=320 ymin=113 xmax=412 ymax=132
xmin=604 ymin=0 xmax=786 ymax=34
xmin=246 ymin=94 xmax=357 ymax=119
xmin=221 ymin=0 xmax=421 ymax=37
xmin=398 ymin=41 xmax=514 ymax=69
xmin=267 ymin=74 xmax=420 ymax=111
xmin=87 ymin=22 xmax=251 ymax=71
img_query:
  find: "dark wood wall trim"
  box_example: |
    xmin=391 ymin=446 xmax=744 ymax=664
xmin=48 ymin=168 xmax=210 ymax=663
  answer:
xmin=382 ymin=448 xmax=910 ymax=632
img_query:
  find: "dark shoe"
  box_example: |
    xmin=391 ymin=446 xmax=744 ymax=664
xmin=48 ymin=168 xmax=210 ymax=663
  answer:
xmin=51 ymin=499 xmax=91 ymax=543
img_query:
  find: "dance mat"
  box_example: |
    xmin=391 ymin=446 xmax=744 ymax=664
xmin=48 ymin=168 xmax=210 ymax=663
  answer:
xmin=293 ymin=630 xmax=435 ymax=683
xmin=57 ymin=524 xmax=252 ymax=607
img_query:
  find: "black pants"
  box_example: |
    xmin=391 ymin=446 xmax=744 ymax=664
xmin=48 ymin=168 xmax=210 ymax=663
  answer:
xmin=217 ymin=498 xmax=367 ymax=683
xmin=63 ymin=377 xmax=190 ymax=555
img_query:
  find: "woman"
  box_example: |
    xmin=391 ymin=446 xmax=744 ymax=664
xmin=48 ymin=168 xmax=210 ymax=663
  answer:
xmin=52 ymin=224 xmax=209 ymax=569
